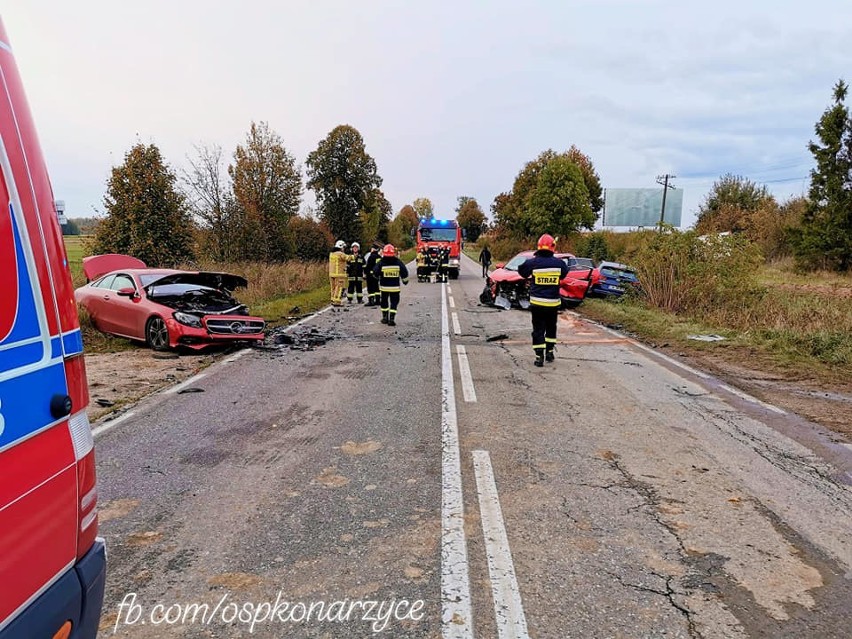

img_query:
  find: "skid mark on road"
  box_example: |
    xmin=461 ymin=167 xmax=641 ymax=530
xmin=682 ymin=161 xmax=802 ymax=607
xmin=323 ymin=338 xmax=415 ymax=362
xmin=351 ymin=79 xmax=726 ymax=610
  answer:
xmin=472 ymin=450 xmax=530 ymax=639
xmin=441 ymin=283 xmax=474 ymax=638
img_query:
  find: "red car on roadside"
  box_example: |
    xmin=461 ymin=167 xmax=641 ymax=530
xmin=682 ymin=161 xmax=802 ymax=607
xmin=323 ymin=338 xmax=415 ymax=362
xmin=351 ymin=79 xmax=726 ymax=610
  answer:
xmin=481 ymin=251 xmax=598 ymax=309
xmin=75 ymin=254 xmax=266 ymax=351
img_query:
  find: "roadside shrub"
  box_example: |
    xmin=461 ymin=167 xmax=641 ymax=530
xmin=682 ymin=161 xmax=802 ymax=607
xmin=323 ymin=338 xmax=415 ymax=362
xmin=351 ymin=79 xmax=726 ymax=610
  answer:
xmin=287 ymin=216 xmax=334 ymax=261
xmin=187 ymin=260 xmax=327 ymax=307
xmin=632 ymin=230 xmax=765 ymax=323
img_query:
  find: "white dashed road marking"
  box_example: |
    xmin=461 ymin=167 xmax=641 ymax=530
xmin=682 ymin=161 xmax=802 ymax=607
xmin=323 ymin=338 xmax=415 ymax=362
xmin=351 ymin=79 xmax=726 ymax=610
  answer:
xmin=452 ymin=312 xmax=462 ymax=336
xmin=456 ymin=345 xmax=477 ymax=403
xmin=472 ymin=450 xmax=530 ymax=639
xmin=449 ymin=295 xmax=456 ymax=309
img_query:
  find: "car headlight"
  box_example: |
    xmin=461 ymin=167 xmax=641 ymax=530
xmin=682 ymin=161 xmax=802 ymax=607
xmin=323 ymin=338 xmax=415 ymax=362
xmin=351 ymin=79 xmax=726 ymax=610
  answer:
xmin=173 ymin=312 xmax=202 ymax=328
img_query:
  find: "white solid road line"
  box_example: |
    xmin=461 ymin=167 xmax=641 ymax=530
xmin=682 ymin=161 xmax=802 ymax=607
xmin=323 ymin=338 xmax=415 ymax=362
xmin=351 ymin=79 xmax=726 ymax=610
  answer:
xmin=166 ymin=372 xmax=207 ymax=395
xmin=441 ymin=283 xmax=475 ymax=638
xmin=223 ymin=348 xmax=251 ymax=364
xmin=579 ymin=312 xmax=789 ymax=415
xmin=718 ymin=383 xmax=787 ymax=414
xmin=452 ymin=312 xmax=462 ymax=336
xmin=92 ymin=410 xmax=136 ymax=439
xmin=472 ymin=450 xmax=530 ymax=639
xmin=456 ymin=345 xmax=477 ymax=403
xmin=284 ymin=304 xmax=333 ymax=331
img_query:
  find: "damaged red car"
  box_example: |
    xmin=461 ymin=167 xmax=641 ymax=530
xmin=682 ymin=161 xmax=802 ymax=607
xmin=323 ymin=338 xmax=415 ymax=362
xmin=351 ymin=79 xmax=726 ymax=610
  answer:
xmin=75 ymin=254 xmax=266 ymax=350
xmin=480 ymin=251 xmax=598 ymax=309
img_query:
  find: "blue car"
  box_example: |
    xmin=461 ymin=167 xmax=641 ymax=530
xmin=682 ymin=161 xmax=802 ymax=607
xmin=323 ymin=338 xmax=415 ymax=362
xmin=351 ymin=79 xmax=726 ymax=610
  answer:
xmin=590 ymin=261 xmax=639 ymax=297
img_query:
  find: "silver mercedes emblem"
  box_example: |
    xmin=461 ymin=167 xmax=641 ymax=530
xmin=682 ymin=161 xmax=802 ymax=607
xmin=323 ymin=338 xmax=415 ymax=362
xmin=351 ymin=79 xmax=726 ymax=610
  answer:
xmin=230 ymin=321 xmax=245 ymax=334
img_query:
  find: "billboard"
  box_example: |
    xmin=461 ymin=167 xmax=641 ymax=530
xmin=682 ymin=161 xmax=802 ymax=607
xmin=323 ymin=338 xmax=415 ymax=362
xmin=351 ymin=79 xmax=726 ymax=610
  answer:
xmin=602 ymin=188 xmax=683 ymax=227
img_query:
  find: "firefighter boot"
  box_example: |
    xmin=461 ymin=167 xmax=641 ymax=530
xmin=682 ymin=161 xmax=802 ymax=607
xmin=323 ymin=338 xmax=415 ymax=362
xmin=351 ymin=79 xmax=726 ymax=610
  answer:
xmin=381 ymin=311 xmax=389 ymax=324
xmin=545 ymin=347 xmax=555 ymax=363
xmin=388 ymin=316 xmax=396 ymax=327
xmin=534 ymin=350 xmax=545 ymax=367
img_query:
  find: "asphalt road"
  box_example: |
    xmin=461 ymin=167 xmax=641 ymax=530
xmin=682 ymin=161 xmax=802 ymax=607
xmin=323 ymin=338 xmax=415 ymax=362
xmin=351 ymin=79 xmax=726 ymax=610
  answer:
xmin=93 ymin=255 xmax=852 ymax=639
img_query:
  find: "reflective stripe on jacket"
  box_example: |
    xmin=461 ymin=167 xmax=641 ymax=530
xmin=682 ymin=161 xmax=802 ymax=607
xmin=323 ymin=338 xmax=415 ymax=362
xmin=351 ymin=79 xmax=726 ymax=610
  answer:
xmin=347 ymin=254 xmax=366 ymax=279
xmin=329 ymin=250 xmax=350 ymax=277
xmin=517 ymin=251 xmax=569 ymax=307
xmin=373 ymin=257 xmax=410 ymax=292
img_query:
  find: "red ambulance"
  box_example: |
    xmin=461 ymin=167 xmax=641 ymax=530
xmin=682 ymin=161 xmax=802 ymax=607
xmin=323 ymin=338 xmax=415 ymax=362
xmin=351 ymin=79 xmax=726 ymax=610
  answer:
xmin=0 ymin=18 xmax=106 ymax=639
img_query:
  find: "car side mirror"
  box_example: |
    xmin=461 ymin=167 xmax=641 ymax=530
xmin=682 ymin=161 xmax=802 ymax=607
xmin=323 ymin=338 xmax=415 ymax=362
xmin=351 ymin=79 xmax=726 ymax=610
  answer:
xmin=116 ymin=287 xmax=137 ymax=297
xmin=495 ymin=262 xmax=505 ymax=269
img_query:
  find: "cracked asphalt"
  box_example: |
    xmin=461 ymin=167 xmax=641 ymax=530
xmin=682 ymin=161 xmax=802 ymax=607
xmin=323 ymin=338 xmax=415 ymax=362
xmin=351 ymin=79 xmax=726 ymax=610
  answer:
xmin=94 ymin=255 xmax=852 ymax=638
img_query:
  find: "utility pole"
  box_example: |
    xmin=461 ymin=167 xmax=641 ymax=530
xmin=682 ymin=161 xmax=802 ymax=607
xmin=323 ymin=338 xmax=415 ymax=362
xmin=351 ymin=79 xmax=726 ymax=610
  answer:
xmin=656 ymin=174 xmax=676 ymax=228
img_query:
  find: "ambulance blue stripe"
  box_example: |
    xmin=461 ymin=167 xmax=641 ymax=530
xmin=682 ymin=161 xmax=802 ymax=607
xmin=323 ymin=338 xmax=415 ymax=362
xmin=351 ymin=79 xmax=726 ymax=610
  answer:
xmin=62 ymin=330 xmax=83 ymax=356
xmin=2 ymin=340 xmax=45 ymax=370
xmin=2 ymin=204 xmax=41 ymax=346
xmin=0 ymin=362 xmax=68 ymax=449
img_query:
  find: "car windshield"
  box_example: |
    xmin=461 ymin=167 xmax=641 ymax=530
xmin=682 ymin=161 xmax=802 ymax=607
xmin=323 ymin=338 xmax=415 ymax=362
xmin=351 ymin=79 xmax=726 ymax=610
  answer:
xmin=139 ymin=273 xmax=167 ymax=286
xmin=566 ymin=257 xmax=594 ymax=270
xmin=503 ymin=255 xmax=529 ymax=271
xmin=419 ymin=227 xmax=457 ymax=242
xmin=602 ymin=267 xmax=638 ymax=282
xmin=147 ymin=283 xmax=220 ymax=296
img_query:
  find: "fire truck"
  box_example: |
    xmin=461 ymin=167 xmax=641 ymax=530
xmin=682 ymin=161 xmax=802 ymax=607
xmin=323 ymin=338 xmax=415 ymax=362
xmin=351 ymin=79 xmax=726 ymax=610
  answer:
xmin=414 ymin=218 xmax=463 ymax=280
xmin=0 ymin=17 xmax=106 ymax=639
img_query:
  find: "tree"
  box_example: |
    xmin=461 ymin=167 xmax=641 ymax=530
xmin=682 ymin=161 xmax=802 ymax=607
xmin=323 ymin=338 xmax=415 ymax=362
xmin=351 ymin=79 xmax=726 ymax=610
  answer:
xmin=493 ymin=147 xmax=602 ymax=239
xmin=412 ymin=197 xmax=434 ymax=219
xmin=306 ymin=125 xmax=382 ymax=243
xmin=229 ymin=122 xmax=302 ymax=261
xmin=359 ymin=188 xmax=392 ymax=245
xmin=92 ymin=142 xmax=194 ymax=267
xmin=521 ymin=156 xmax=594 ymax=237
xmin=792 ymin=80 xmax=852 ymax=270
xmin=565 ymin=145 xmax=604 ymax=213
xmin=455 ymin=197 xmax=486 ymax=242
xmin=61 ymin=219 xmax=80 ymax=236
xmin=288 ymin=215 xmax=334 ymax=261
xmin=388 ymin=204 xmax=419 ymax=248
xmin=695 ymin=174 xmax=775 ymax=235
xmin=184 ymin=143 xmax=239 ymax=261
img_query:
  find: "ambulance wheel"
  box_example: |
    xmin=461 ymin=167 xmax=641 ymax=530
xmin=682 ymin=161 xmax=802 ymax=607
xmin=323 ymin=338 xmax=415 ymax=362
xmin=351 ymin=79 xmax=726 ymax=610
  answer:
xmin=146 ymin=316 xmax=171 ymax=351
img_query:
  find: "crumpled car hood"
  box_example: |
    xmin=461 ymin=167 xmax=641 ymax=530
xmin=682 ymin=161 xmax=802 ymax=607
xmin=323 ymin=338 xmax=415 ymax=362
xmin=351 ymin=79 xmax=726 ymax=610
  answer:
xmin=145 ymin=272 xmax=248 ymax=292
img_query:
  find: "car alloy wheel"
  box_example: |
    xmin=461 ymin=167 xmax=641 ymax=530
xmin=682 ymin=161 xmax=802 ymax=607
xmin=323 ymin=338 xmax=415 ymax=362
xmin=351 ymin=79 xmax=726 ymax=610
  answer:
xmin=146 ymin=316 xmax=170 ymax=351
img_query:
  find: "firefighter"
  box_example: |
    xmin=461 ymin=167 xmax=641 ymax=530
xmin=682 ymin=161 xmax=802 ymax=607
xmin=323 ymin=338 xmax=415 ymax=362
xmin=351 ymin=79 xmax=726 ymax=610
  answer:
xmin=437 ymin=244 xmax=450 ymax=282
xmin=518 ymin=234 xmax=569 ymax=367
xmin=329 ymin=240 xmax=351 ymax=306
xmin=373 ymin=244 xmax=409 ymax=326
xmin=364 ymin=243 xmax=382 ymax=306
xmin=346 ymin=242 xmax=366 ymax=303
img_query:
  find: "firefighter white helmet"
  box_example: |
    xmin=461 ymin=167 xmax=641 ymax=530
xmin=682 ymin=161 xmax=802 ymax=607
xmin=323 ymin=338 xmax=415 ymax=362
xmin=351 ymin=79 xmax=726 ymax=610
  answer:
xmin=334 ymin=240 xmax=346 ymax=249
xmin=351 ymin=242 xmax=360 ymax=250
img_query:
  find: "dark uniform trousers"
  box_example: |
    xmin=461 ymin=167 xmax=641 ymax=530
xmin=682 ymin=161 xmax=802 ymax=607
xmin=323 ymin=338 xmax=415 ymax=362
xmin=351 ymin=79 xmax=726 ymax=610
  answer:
xmin=381 ymin=291 xmax=400 ymax=316
xmin=366 ymin=273 xmax=380 ymax=304
xmin=530 ymin=305 xmax=559 ymax=355
xmin=347 ymin=277 xmax=363 ymax=302
xmin=365 ymin=253 xmax=380 ymax=304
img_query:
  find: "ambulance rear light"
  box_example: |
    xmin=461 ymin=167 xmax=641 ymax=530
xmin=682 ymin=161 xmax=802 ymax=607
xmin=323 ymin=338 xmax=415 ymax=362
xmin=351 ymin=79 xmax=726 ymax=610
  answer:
xmin=80 ymin=505 xmax=98 ymax=532
xmin=68 ymin=410 xmax=93 ymax=461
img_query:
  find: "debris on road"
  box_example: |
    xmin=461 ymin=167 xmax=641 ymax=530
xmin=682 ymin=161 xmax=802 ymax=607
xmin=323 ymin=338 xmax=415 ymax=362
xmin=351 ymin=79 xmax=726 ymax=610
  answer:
xmin=486 ymin=334 xmax=510 ymax=342
xmin=687 ymin=334 xmax=728 ymax=342
xmin=258 ymin=326 xmax=344 ymax=352
xmin=177 ymin=387 xmax=205 ymax=394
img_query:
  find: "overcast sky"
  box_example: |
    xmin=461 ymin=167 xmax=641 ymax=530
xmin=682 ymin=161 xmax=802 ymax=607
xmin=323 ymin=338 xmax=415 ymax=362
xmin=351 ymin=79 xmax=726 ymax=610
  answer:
xmin=3 ymin=1 xmax=851 ymax=228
